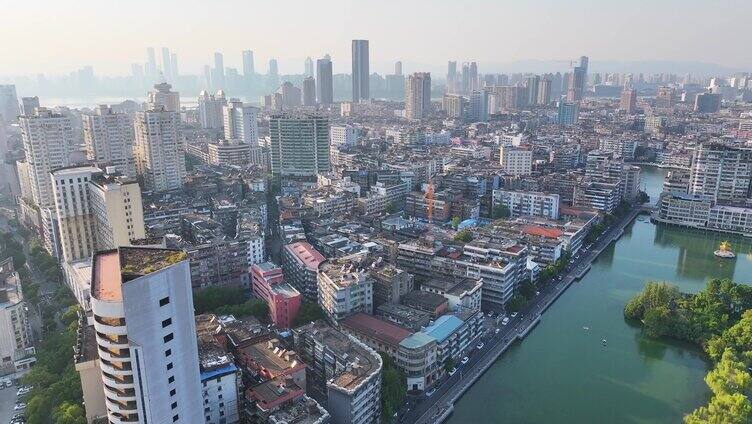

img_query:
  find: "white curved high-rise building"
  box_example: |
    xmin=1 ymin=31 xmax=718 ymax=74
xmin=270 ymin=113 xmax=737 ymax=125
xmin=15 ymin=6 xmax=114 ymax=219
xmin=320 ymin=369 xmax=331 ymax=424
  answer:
xmin=90 ymin=246 xmax=202 ymax=424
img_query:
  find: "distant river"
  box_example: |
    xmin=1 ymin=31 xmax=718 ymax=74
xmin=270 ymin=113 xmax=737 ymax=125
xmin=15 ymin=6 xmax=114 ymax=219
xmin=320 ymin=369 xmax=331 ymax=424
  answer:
xmin=449 ymin=165 xmax=752 ymax=423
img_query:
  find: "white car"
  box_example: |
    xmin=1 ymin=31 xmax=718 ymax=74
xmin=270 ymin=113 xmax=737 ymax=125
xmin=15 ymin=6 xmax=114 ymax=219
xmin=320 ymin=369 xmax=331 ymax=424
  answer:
xmin=511 ymin=312 xmax=518 ymax=318
xmin=501 ymin=318 xmax=509 ymax=326
xmin=495 ymin=328 xmax=500 ymax=334
xmin=448 ymin=367 xmax=457 ymax=376
xmin=476 ymin=342 xmax=485 ymax=349
xmin=17 ymin=387 xmax=30 ymax=396
xmin=425 ymin=388 xmax=437 ymax=397
xmin=14 ymin=403 xmax=26 ymax=411
xmin=461 ymin=356 xmax=469 ymax=365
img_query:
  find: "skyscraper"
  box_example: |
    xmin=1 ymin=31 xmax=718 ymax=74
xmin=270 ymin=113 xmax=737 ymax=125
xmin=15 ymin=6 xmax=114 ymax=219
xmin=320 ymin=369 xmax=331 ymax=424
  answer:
xmin=620 ymin=88 xmax=637 ymax=114
xmin=352 ymin=40 xmax=370 ymax=102
xmin=694 ymin=92 xmax=722 ymax=113
xmin=405 ymin=72 xmax=432 ymax=120
xmin=82 ymin=105 xmax=137 ymax=177
xmin=395 ymin=61 xmax=403 ymax=76
xmin=161 ymin=47 xmax=172 ymax=81
xmin=212 ymin=52 xmax=225 ymax=89
xmin=689 ymin=144 xmax=751 ymax=203
xmin=316 ymin=57 xmax=333 ymax=104
xmin=447 ymin=61 xmax=458 ymax=94
xmin=146 ymin=47 xmax=158 ymax=81
xmin=170 ymin=53 xmax=179 ymax=79
xmin=0 ymin=85 xmax=19 ymax=122
xmin=242 ymin=50 xmax=255 ymax=76
xmin=557 ymin=101 xmax=579 ymax=125
xmin=566 ymin=56 xmax=588 ymax=102
xmin=19 ymin=96 xmax=39 ymax=117
xmin=133 ymin=106 xmax=186 ymax=192
xmin=467 ymin=90 xmax=488 ymax=122
xmin=269 ymin=113 xmax=330 ymax=177
xmin=304 ymin=57 xmax=314 ymax=77
xmin=243 ymin=50 xmax=256 ymax=77
xmin=537 ymin=78 xmax=552 ymax=105
xmin=303 ymin=77 xmax=317 ymax=106
xmin=223 ymin=100 xmax=259 ymax=145
xmin=526 ymin=75 xmax=540 ymax=106
xmin=90 ymin=246 xmax=203 ymax=424
xmin=50 ymin=165 xmax=100 ymax=262
xmin=268 ymin=59 xmax=279 ymax=88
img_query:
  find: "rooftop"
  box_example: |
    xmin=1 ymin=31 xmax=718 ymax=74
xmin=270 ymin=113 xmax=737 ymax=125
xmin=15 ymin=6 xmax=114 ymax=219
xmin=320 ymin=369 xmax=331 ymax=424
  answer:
xmin=239 ymin=338 xmax=303 ymax=378
xmin=92 ymin=247 xmax=188 ymax=301
xmin=341 ymin=312 xmax=412 ymax=347
xmin=285 ymin=242 xmax=325 ymax=271
xmin=423 ymin=315 xmax=464 ymax=343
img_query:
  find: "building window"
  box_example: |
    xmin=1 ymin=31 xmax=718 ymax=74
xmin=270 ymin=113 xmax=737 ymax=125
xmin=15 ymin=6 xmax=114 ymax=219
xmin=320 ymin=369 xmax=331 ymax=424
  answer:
xmin=163 ymin=333 xmax=174 ymax=343
xmin=171 ymin=402 xmax=178 ymax=409
xmin=172 ymin=415 xmax=179 ymax=422
xmin=167 ymin=362 xmax=173 ymax=371
xmin=165 ymin=349 xmax=172 ymax=357
xmin=159 ymin=296 xmax=170 ymax=306
xmin=170 ymin=388 xmax=176 ymax=396
xmin=168 ymin=376 xmax=175 ymax=384
xmin=162 ymin=318 xmax=172 ymax=328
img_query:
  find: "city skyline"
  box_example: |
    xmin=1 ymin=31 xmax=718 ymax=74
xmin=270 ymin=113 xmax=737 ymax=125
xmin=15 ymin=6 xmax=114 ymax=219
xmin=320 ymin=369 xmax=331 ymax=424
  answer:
xmin=3 ymin=0 xmax=751 ymax=77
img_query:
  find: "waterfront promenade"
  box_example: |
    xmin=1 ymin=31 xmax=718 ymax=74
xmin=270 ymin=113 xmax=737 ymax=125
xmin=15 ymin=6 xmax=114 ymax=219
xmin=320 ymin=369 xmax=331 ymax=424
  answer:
xmin=405 ymin=207 xmax=644 ymax=424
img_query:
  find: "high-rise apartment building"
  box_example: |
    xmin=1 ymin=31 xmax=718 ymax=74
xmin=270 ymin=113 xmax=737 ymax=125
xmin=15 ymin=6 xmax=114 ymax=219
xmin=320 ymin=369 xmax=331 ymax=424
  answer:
xmin=655 ymin=86 xmax=675 ymax=108
xmin=537 ymin=78 xmax=552 ymax=105
xmin=19 ymin=97 xmax=40 ymax=116
xmin=443 ymin=94 xmax=465 ymax=118
xmin=0 ymin=85 xmax=19 ymax=122
xmin=88 ymin=172 xmax=146 ymax=251
xmin=467 ymin=90 xmax=488 ymax=122
xmin=242 ymin=50 xmax=254 ymax=76
xmin=0 ymin=258 xmax=34 ymax=375
xmin=316 ymin=57 xmax=334 ymax=104
xmin=50 ymin=166 xmax=99 ymax=262
xmin=133 ymin=106 xmax=186 ymax=192
xmin=147 ymin=82 xmax=180 ymax=112
xmin=90 ymin=247 xmax=203 ymax=424
xmin=197 ymin=90 xmax=227 ymax=130
xmin=620 ymin=89 xmax=637 ymax=114
xmin=146 ymin=47 xmax=158 ymax=80
xmin=499 ymin=146 xmax=533 ymax=176
xmin=689 ymin=144 xmax=752 ymax=203
xmin=82 ymin=105 xmax=137 ymax=177
xmin=269 ymin=113 xmax=330 ymax=177
xmin=566 ymin=56 xmax=588 ymax=102
xmin=405 ymin=72 xmax=432 ymax=120
xmin=330 ymin=125 xmax=359 ymax=146
xmin=557 ymin=101 xmax=579 ymax=125
xmin=694 ymin=92 xmax=722 ymax=113
xmin=447 ymin=61 xmax=458 ymax=93
xmin=395 ymin=61 xmax=403 ymax=76
xmin=223 ymin=100 xmax=259 ymax=145
xmin=526 ymin=75 xmax=540 ymax=106
xmin=302 ymin=77 xmax=317 ymax=106
xmin=352 ymin=40 xmax=370 ymax=102
xmin=19 ymin=107 xmax=75 ymax=209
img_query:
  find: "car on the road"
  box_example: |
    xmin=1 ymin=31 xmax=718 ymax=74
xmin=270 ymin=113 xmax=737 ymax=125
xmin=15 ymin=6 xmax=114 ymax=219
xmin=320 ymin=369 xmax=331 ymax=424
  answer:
xmin=1 ymin=378 xmax=11 ymax=388
xmin=461 ymin=356 xmax=469 ymax=365
xmin=448 ymin=367 xmax=457 ymax=376
xmin=14 ymin=402 xmax=27 ymax=411
xmin=495 ymin=328 xmax=500 ymax=334
xmin=510 ymin=312 xmax=518 ymax=318
xmin=476 ymin=342 xmax=485 ymax=349
xmin=425 ymin=388 xmax=436 ymax=397
xmin=501 ymin=318 xmax=509 ymax=325
xmin=535 ymin=291 xmax=540 ymax=296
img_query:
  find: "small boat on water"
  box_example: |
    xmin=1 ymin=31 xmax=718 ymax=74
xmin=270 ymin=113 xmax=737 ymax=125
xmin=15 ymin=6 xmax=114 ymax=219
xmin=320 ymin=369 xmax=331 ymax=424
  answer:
xmin=714 ymin=241 xmax=736 ymax=259
xmin=601 ymin=339 xmax=607 ymax=346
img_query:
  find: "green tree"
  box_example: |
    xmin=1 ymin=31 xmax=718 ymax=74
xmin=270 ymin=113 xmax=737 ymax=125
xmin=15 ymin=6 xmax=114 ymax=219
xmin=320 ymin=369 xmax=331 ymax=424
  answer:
xmin=193 ymin=286 xmax=247 ymax=314
xmin=492 ymin=203 xmax=511 ymax=219
xmin=294 ymin=302 xmax=325 ymax=326
xmin=453 ymin=230 xmax=473 ymax=243
xmin=451 ymin=216 xmax=461 ymax=229
xmin=379 ymin=353 xmax=406 ymax=422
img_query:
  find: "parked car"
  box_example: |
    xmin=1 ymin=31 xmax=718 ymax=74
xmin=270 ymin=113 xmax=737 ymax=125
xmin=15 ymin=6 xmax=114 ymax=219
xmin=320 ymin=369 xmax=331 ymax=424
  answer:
xmin=495 ymin=328 xmax=500 ymax=334
xmin=448 ymin=367 xmax=458 ymax=376
xmin=461 ymin=356 xmax=469 ymax=365
xmin=17 ymin=387 xmax=31 ymax=396
xmin=476 ymin=342 xmax=485 ymax=349
xmin=14 ymin=402 xmax=27 ymax=411
xmin=501 ymin=318 xmax=509 ymax=326
xmin=425 ymin=388 xmax=437 ymax=397
xmin=511 ymin=312 xmax=518 ymax=318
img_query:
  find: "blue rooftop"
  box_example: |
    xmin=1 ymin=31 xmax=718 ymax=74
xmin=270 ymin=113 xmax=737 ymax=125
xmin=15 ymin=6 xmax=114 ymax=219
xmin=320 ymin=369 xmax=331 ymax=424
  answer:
xmin=423 ymin=315 xmax=463 ymax=343
xmin=200 ymin=362 xmax=237 ymax=382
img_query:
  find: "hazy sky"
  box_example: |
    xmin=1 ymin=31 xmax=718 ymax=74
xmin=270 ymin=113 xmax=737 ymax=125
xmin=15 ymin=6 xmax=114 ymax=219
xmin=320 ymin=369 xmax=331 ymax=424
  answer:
xmin=3 ymin=0 xmax=750 ymax=76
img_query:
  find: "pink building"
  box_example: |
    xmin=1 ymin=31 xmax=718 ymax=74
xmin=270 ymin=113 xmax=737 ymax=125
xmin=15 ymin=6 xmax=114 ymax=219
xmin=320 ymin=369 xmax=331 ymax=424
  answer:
xmin=251 ymin=262 xmax=301 ymax=328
